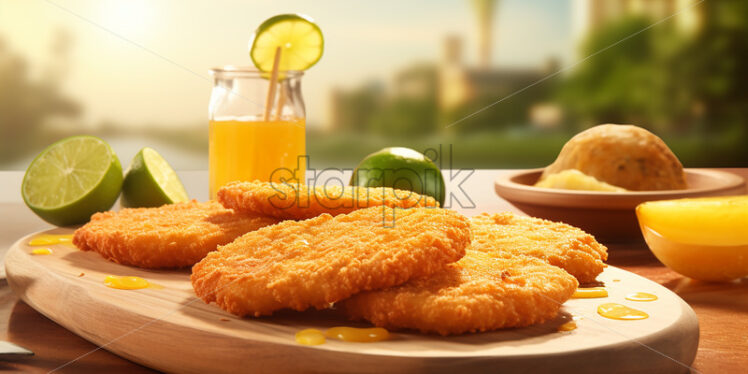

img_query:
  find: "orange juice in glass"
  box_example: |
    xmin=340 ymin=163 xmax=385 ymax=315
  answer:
xmin=208 ymin=67 xmax=306 ymax=198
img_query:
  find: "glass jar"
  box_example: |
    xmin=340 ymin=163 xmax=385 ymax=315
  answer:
xmin=208 ymin=66 xmax=306 ymax=199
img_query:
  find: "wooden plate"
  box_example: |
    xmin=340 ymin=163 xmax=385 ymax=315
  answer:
xmin=6 ymin=229 xmax=699 ymax=374
xmin=494 ymin=168 xmax=746 ymax=243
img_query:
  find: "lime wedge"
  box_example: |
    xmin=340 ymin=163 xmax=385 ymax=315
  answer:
xmin=22 ymin=136 xmax=123 ymax=226
xmin=121 ymin=147 xmax=188 ymax=208
xmin=249 ymin=13 xmax=324 ymax=72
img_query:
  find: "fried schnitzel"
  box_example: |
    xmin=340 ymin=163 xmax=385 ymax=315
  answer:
xmin=217 ymin=180 xmax=438 ymax=220
xmin=191 ymin=206 xmax=470 ymax=317
xmin=341 ymin=250 xmax=578 ymax=335
xmin=470 ymin=213 xmax=607 ymax=283
xmin=73 ymin=200 xmax=279 ymax=268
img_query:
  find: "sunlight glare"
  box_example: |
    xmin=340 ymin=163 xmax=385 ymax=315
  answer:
xmin=98 ymin=0 xmax=153 ymax=36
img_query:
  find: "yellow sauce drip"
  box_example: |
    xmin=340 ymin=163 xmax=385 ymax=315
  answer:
xmin=558 ymin=314 xmax=583 ymax=332
xmin=30 ymin=248 xmax=53 ymax=255
xmin=572 ymin=287 xmax=608 ymax=299
xmin=597 ymin=303 xmax=649 ymax=320
xmin=325 ymin=327 xmax=390 ymax=343
xmin=295 ymin=329 xmax=326 ymax=345
xmin=29 ymin=234 xmax=73 ymax=246
xmin=612 ymin=279 xmax=621 ymax=282
xmin=625 ymin=292 xmax=658 ymax=302
xmin=104 ymin=276 xmax=162 ymax=290
xmin=558 ymin=321 xmax=577 ymax=332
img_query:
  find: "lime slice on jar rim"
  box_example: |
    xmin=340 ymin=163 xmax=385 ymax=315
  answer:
xmin=21 ymin=135 xmax=123 ymax=226
xmin=249 ymin=13 xmax=324 ymax=72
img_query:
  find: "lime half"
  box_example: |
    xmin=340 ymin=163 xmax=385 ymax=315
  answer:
xmin=22 ymin=136 xmax=123 ymax=226
xmin=350 ymin=147 xmax=446 ymax=206
xmin=121 ymin=147 xmax=188 ymax=208
xmin=249 ymin=13 xmax=324 ymax=72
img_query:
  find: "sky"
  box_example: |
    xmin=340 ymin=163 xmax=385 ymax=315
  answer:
xmin=0 ymin=0 xmax=572 ymax=129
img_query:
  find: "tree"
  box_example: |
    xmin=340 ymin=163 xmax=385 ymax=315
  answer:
xmin=558 ymin=2 xmax=748 ymax=137
xmin=558 ymin=17 xmax=673 ymax=131
xmin=0 ymin=35 xmax=79 ymax=164
xmin=368 ymin=96 xmax=437 ymax=138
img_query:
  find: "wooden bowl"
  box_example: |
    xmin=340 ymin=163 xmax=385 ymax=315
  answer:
xmin=494 ymin=169 xmax=746 ymax=243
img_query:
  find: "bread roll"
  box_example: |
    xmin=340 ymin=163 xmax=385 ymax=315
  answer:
xmin=540 ymin=124 xmax=686 ymax=191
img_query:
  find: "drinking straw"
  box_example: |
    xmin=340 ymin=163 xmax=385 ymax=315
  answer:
xmin=274 ymin=84 xmax=286 ymax=121
xmin=263 ymin=46 xmax=282 ymax=121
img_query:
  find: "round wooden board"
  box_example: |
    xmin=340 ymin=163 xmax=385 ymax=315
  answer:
xmin=5 ymin=228 xmax=699 ymax=374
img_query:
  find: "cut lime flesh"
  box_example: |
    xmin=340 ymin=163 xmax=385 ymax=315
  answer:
xmin=22 ymin=136 xmax=123 ymax=226
xmin=121 ymin=147 xmax=188 ymax=208
xmin=250 ymin=13 xmax=324 ymax=72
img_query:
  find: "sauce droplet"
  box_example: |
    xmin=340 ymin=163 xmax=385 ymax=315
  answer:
xmin=572 ymin=287 xmax=608 ymax=298
xmin=558 ymin=321 xmax=577 ymax=332
xmin=625 ymin=292 xmax=658 ymax=302
xmin=325 ymin=327 xmax=390 ymax=343
xmin=597 ymin=303 xmax=648 ymax=320
xmin=30 ymin=248 xmax=53 ymax=255
xmin=295 ymin=329 xmax=326 ymax=345
xmin=29 ymin=234 xmax=73 ymax=246
xmin=104 ymin=276 xmax=162 ymax=290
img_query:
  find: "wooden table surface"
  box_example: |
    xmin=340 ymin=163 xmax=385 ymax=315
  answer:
xmin=0 ymin=169 xmax=746 ymax=374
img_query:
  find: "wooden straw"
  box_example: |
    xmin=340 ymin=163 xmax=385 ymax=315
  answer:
xmin=274 ymin=83 xmax=286 ymax=121
xmin=263 ymin=46 xmax=282 ymax=121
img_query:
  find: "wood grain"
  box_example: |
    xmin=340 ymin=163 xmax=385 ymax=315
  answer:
xmin=5 ymin=229 xmax=699 ymax=374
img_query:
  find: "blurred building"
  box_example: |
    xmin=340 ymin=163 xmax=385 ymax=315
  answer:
xmin=328 ymin=0 xmax=563 ymax=133
xmin=472 ymin=0 xmax=498 ymax=70
xmin=437 ymin=36 xmax=558 ymax=112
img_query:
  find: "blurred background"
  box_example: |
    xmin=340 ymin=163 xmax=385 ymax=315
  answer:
xmin=1 ymin=0 xmax=746 ymax=170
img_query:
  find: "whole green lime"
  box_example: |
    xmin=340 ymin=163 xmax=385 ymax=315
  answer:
xmin=350 ymin=147 xmax=445 ymax=206
xmin=22 ymin=135 xmax=123 ymax=226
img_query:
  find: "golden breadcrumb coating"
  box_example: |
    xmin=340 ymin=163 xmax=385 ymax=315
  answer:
xmin=73 ymin=200 xmax=279 ymax=269
xmin=470 ymin=212 xmax=608 ymax=283
xmin=190 ymin=207 xmax=470 ymax=317
xmin=217 ymin=180 xmax=438 ymax=220
xmin=341 ymin=251 xmax=578 ymax=335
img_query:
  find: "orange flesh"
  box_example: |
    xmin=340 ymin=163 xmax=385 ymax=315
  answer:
xmin=636 ymin=196 xmax=748 ymax=281
xmin=636 ymin=195 xmax=748 ymax=247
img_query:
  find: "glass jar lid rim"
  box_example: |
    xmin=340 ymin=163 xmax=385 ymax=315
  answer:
xmin=209 ymin=65 xmax=304 ymax=77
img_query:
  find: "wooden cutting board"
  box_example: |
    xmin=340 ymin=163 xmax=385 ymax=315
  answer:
xmin=5 ymin=228 xmax=699 ymax=374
